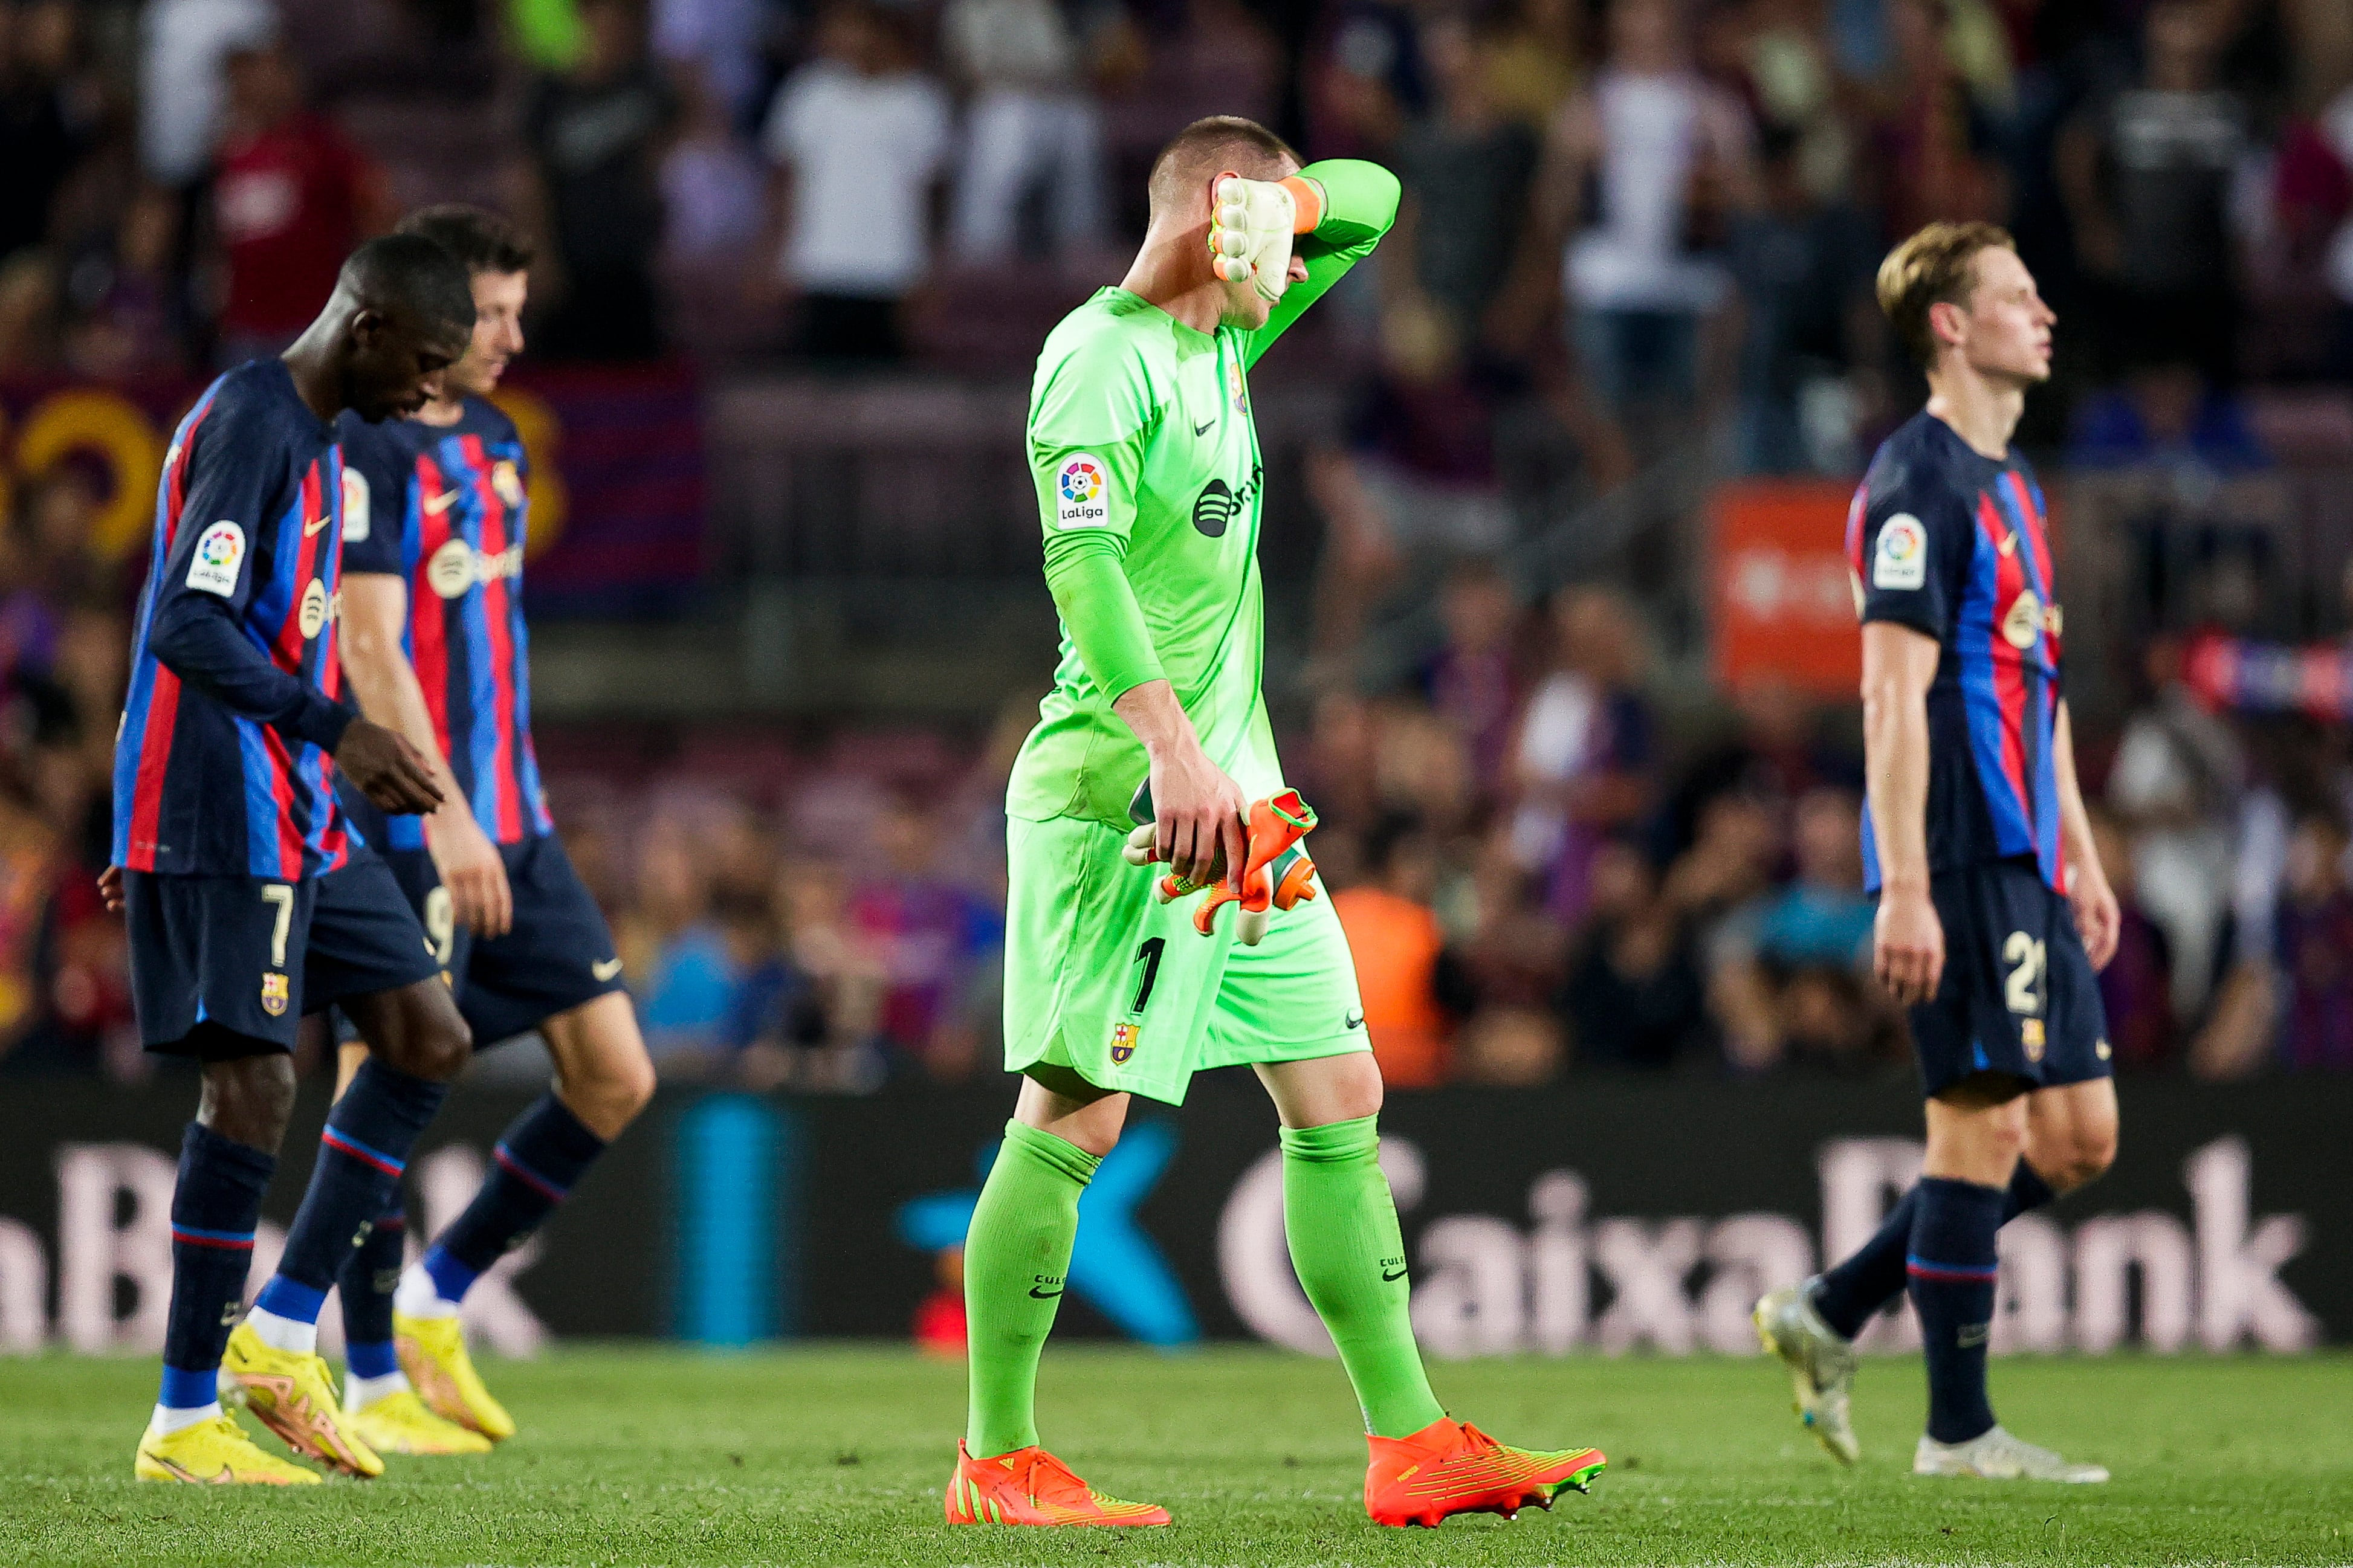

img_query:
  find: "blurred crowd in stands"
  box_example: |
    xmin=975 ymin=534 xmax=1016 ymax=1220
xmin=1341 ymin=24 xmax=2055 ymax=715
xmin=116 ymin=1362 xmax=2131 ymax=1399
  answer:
xmin=0 ymin=0 xmax=2345 ymax=393
xmin=403 ymin=570 xmax=2353 ymax=1092
xmin=5 ymin=0 xmax=2353 ymax=1088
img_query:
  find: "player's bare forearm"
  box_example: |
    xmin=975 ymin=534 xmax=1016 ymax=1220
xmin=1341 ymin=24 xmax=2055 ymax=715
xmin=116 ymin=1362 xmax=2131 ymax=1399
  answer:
xmin=1862 ymin=621 xmax=1943 ymax=1003
xmin=1112 ymin=680 xmax=1246 ymax=892
xmin=339 ymin=574 xmax=462 ymax=808
xmin=2054 ymin=700 xmax=2120 ymax=969
xmin=1861 ymin=624 xmax=1936 ymax=892
xmin=2053 ymin=701 xmax=2103 ymax=885
xmin=340 ymin=573 xmax=512 ymax=931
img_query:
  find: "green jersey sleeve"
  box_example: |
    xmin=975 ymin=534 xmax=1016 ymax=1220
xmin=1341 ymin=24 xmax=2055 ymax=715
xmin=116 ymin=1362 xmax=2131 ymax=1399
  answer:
xmin=1242 ymin=158 xmax=1400 ymax=369
xmin=1030 ymin=330 xmax=1167 ymax=705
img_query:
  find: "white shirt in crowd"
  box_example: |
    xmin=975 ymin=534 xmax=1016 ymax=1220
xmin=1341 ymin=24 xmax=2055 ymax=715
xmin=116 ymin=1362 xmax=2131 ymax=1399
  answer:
xmin=1565 ymin=69 xmax=1750 ymax=315
xmin=140 ymin=0 xmax=276 ymax=186
xmin=943 ymin=0 xmax=1077 ymax=90
xmin=762 ymin=62 xmax=950 ymax=298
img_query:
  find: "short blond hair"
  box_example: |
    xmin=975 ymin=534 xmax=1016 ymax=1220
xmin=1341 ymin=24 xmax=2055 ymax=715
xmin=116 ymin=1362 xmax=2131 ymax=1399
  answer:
xmin=1876 ymin=222 xmax=2016 ymax=366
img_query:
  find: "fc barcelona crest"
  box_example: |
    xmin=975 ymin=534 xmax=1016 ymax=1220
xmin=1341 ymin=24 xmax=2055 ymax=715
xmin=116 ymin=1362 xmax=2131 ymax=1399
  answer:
xmin=491 ymin=459 xmax=525 ymax=510
xmin=2021 ymin=1016 xmax=2046 ymax=1062
xmin=1110 ymin=1021 xmax=1142 ymax=1064
xmin=261 ymin=972 xmax=291 ymax=1017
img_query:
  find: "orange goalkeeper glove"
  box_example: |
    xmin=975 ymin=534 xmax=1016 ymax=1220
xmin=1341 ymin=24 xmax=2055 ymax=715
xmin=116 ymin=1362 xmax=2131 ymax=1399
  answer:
xmin=1123 ymin=787 xmax=1318 ymax=946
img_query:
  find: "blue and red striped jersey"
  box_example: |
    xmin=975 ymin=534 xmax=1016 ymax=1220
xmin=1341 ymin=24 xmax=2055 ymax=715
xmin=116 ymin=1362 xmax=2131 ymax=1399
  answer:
xmin=335 ymin=398 xmax=551 ymax=851
xmin=1846 ymin=410 xmax=2065 ymax=894
xmin=111 ymin=361 xmax=356 ymax=879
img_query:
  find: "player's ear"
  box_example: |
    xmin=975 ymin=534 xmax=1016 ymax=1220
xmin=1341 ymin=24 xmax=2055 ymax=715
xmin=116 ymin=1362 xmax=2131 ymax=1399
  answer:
xmin=348 ymin=307 xmax=388 ymax=353
xmin=1926 ymin=299 xmax=1966 ymax=352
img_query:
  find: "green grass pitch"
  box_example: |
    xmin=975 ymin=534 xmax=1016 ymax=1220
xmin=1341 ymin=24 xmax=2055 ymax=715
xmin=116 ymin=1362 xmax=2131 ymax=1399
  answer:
xmin=4 ymin=1346 xmax=2348 ymax=1566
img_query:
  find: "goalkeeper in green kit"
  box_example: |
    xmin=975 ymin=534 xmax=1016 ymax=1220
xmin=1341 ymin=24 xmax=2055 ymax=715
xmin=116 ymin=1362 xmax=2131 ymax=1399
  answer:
xmin=945 ymin=115 xmax=1608 ymax=1533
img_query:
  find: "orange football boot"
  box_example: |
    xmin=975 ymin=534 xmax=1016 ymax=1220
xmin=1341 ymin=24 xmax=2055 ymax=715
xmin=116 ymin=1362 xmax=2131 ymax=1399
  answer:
xmin=944 ymin=1441 xmax=1171 ymax=1527
xmin=1364 ymin=1418 xmax=1605 ymax=1528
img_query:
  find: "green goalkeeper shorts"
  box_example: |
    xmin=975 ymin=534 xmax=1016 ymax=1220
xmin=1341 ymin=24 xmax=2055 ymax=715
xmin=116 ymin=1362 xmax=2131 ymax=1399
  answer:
xmin=1002 ymin=813 xmax=1370 ymax=1106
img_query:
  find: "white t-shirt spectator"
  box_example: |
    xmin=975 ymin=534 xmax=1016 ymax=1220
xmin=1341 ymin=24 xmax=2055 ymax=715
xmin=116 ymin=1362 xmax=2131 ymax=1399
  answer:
xmin=140 ymin=0 xmax=276 ymax=186
xmin=943 ymin=0 xmax=1076 ymax=91
xmin=762 ymin=62 xmax=950 ymax=298
xmin=1565 ymin=70 xmax=1749 ymax=314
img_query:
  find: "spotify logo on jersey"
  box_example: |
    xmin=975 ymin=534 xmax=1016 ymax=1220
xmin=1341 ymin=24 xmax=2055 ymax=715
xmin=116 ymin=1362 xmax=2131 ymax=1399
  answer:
xmin=1193 ymin=479 xmax=1238 ymax=537
xmin=1191 ymin=465 xmax=1263 ymax=538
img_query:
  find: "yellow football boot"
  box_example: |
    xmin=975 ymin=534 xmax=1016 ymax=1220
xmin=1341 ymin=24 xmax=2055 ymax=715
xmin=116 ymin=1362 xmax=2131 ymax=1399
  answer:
xmin=395 ymin=1312 xmax=515 ymax=1441
xmin=219 ymin=1322 xmax=383 ymax=1477
xmin=346 ymin=1389 xmax=494 ymax=1456
xmin=135 ymin=1412 xmax=320 ymax=1484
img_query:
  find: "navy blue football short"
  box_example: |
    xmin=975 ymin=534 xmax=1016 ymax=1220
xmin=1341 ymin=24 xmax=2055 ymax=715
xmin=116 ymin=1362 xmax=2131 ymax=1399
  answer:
xmin=355 ymin=832 xmax=624 ymax=1048
xmin=1908 ymin=855 xmax=2112 ymax=1098
xmin=128 ymin=851 xmax=441 ymax=1057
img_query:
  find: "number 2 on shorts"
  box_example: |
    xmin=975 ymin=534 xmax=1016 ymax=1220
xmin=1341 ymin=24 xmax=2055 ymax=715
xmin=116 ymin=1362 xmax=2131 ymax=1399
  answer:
xmin=2003 ymin=930 xmax=2047 ymax=1015
xmin=260 ymin=883 xmax=294 ymax=970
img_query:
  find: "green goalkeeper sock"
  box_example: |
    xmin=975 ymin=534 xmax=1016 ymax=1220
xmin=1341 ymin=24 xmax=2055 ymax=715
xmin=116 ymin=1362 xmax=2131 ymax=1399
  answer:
xmin=964 ymin=1118 xmax=1099 ymax=1457
xmin=1281 ymin=1115 xmax=1446 ymax=1438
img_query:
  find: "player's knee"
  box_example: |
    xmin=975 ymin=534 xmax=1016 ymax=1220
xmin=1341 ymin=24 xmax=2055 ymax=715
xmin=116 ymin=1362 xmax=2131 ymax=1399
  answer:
xmin=2062 ymin=1126 xmax=2118 ymax=1190
xmin=569 ymin=1052 xmax=656 ymax=1138
xmin=387 ymin=1003 xmax=473 ymax=1083
xmin=609 ymin=1051 xmax=658 ymax=1121
xmin=1338 ymin=1069 xmax=1384 ymax=1124
xmin=200 ymin=1050 xmax=298 ymax=1150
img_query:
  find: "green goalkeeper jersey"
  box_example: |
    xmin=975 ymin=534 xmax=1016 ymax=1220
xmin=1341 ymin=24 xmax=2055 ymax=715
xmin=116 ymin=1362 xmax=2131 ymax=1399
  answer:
xmin=1006 ymin=159 xmax=1400 ymax=828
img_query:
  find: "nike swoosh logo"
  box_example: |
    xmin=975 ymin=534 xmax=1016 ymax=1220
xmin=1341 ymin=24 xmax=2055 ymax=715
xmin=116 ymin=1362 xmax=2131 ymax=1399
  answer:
xmin=1380 ymin=1267 xmax=1408 ymax=1283
xmin=1997 ymin=530 xmax=2017 ymax=557
xmin=155 ymin=1456 xmax=233 ymax=1483
xmin=303 ymin=514 xmax=331 ymax=536
xmin=1028 ymin=1285 xmax=1064 ymax=1299
xmin=424 ymin=491 xmax=459 ymax=514
xmin=592 ymin=957 xmax=624 ymax=981
xmin=1193 ymin=419 xmax=1215 ymax=436
xmin=1345 ymin=1010 xmax=1365 ymax=1030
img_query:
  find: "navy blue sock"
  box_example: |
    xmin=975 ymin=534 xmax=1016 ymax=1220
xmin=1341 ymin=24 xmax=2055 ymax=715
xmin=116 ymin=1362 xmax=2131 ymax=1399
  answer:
xmin=1908 ymin=1176 xmax=2005 ymax=1445
xmin=1813 ymin=1164 xmax=2057 ymax=1340
xmin=261 ymin=1060 xmax=447 ymax=1315
xmin=422 ymin=1092 xmax=605 ymax=1299
xmin=337 ymin=1199 xmax=405 ymax=1375
xmin=2005 ymin=1163 xmax=2055 ymax=1219
xmin=160 ymin=1123 xmax=275 ymax=1408
xmin=1813 ymin=1186 xmax=1921 ymax=1339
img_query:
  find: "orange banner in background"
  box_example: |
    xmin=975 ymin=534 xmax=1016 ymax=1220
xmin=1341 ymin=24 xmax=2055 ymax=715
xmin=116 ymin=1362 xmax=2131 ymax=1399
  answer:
xmin=1711 ymin=480 xmax=1865 ymax=699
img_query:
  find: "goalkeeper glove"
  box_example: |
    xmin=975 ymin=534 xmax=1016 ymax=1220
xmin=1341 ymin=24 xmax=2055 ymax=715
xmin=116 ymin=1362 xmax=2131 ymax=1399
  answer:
xmin=1208 ymin=173 xmax=1327 ymax=303
xmin=1122 ymin=787 xmax=1319 ymax=946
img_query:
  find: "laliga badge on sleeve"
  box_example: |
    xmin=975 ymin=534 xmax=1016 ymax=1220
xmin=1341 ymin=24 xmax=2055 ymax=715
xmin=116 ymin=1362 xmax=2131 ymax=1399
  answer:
xmin=1055 ymin=454 xmax=1109 ymax=529
xmin=187 ymin=521 xmax=246 ymax=597
xmin=341 ymin=468 xmax=371 ymax=541
xmin=1873 ymin=513 xmax=1926 ymax=591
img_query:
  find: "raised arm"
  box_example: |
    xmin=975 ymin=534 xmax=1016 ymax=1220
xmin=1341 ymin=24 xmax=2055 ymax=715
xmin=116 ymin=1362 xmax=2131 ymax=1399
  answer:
xmin=1243 ymin=158 xmax=1401 ymax=369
